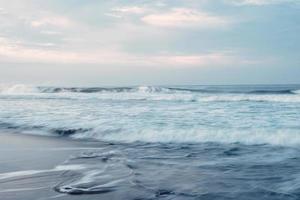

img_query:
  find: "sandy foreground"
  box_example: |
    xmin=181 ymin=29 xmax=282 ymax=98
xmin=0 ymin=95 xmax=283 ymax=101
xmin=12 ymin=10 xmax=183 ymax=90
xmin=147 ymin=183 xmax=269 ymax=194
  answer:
xmin=0 ymin=132 xmax=102 ymax=200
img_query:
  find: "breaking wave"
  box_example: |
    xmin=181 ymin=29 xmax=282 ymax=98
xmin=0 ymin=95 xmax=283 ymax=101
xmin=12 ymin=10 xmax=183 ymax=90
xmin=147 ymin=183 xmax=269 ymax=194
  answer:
xmin=1 ymin=84 xmax=300 ymax=103
xmin=1 ymin=84 xmax=300 ymax=95
xmin=72 ymin=129 xmax=300 ymax=146
xmin=1 ymin=121 xmax=300 ymax=146
xmin=0 ymin=84 xmax=39 ymax=94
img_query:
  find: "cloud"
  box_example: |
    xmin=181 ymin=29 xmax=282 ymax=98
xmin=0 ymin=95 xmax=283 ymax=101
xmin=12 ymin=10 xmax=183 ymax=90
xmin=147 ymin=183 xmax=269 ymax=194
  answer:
xmin=229 ymin=0 xmax=296 ymax=6
xmin=141 ymin=8 xmax=230 ymax=28
xmin=0 ymin=37 xmax=256 ymax=68
xmin=152 ymin=53 xmax=238 ymax=67
xmin=0 ymin=37 xmax=120 ymax=64
xmin=30 ymin=16 xmax=73 ymax=28
xmin=112 ymin=6 xmax=148 ymax=14
xmin=40 ymin=30 xmax=62 ymax=35
xmin=0 ymin=7 xmax=7 ymax=15
xmin=106 ymin=6 xmax=148 ymax=18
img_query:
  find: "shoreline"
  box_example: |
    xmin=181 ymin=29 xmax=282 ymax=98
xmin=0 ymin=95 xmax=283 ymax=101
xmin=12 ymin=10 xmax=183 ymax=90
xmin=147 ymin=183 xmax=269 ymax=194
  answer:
xmin=1 ymin=131 xmax=300 ymax=199
xmin=0 ymin=132 xmax=102 ymax=200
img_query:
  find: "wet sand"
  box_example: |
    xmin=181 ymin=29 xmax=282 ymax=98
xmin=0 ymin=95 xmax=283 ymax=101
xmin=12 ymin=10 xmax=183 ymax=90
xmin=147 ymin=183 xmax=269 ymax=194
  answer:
xmin=0 ymin=132 xmax=101 ymax=200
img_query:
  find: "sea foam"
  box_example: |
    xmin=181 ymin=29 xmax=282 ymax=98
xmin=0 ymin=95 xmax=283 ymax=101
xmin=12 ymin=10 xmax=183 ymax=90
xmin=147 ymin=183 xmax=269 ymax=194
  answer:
xmin=71 ymin=128 xmax=300 ymax=146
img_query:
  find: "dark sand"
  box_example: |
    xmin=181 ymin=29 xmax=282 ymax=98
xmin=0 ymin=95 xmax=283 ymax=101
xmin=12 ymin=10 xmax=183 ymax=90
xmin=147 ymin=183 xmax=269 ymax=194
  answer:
xmin=0 ymin=132 xmax=101 ymax=200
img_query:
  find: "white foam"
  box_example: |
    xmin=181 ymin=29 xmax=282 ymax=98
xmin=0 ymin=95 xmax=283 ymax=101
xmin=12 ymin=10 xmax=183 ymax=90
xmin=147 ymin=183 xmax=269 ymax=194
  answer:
xmin=54 ymin=92 xmax=300 ymax=103
xmin=72 ymin=128 xmax=300 ymax=146
xmin=197 ymin=94 xmax=300 ymax=103
xmin=0 ymin=187 xmax=47 ymax=193
xmin=1 ymin=84 xmax=299 ymax=103
xmin=0 ymin=164 xmax=86 ymax=180
xmin=54 ymin=164 xmax=86 ymax=171
xmin=1 ymin=84 xmax=299 ymax=147
xmin=136 ymin=86 xmax=171 ymax=93
xmin=0 ymin=170 xmax=47 ymax=180
xmin=293 ymin=90 xmax=300 ymax=94
xmin=0 ymin=84 xmax=39 ymax=94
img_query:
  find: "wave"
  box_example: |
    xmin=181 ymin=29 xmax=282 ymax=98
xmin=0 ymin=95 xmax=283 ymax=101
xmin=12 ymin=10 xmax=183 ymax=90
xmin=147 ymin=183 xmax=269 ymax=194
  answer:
xmin=36 ymin=128 xmax=300 ymax=146
xmin=168 ymin=88 xmax=298 ymax=95
xmin=1 ymin=122 xmax=300 ymax=146
xmin=40 ymin=86 xmax=134 ymax=93
xmin=197 ymin=95 xmax=300 ymax=103
xmin=72 ymin=129 xmax=300 ymax=146
xmin=0 ymin=84 xmax=39 ymax=94
xmin=51 ymin=128 xmax=91 ymax=136
xmin=1 ymin=84 xmax=300 ymax=95
xmin=0 ymin=85 xmax=171 ymax=94
xmin=0 ymin=122 xmax=92 ymax=137
xmin=293 ymin=90 xmax=300 ymax=94
xmin=1 ymin=85 xmax=300 ymax=103
xmin=1 ymin=86 xmax=300 ymax=103
xmin=34 ymin=87 xmax=300 ymax=95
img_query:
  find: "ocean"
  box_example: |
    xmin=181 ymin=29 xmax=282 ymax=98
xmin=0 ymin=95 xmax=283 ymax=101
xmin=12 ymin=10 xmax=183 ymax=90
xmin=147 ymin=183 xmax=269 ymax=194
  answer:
xmin=0 ymin=84 xmax=300 ymax=199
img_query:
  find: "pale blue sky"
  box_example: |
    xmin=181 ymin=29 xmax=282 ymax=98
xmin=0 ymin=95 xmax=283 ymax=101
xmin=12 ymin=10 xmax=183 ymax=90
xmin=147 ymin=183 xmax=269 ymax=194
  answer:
xmin=0 ymin=0 xmax=299 ymax=86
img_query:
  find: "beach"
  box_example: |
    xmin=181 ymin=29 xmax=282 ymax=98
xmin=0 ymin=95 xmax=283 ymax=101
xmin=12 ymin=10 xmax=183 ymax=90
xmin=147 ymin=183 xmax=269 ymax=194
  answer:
xmin=0 ymin=132 xmax=102 ymax=200
xmin=1 ymin=131 xmax=300 ymax=200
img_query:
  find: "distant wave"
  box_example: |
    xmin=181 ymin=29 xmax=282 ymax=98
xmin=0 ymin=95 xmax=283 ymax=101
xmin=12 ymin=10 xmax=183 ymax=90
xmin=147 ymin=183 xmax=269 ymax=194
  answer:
xmin=0 ymin=84 xmax=39 ymax=94
xmin=39 ymin=87 xmax=134 ymax=93
xmin=0 ymin=85 xmax=167 ymax=94
xmin=1 ymin=85 xmax=300 ymax=103
xmin=39 ymin=86 xmax=176 ymax=94
xmin=1 ymin=84 xmax=300 ymax=95
xmin=34 ymin=87 xmax=300 ymax=95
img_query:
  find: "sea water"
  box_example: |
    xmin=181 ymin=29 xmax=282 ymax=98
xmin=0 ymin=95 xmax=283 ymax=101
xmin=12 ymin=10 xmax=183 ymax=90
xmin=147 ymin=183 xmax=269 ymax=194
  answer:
xmin=0 ymin=84 xmax=300 ymax=199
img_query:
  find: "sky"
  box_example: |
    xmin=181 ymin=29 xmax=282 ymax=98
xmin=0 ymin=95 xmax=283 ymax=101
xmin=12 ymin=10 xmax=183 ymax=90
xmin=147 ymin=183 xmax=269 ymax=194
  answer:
xmin=0 ymin=0 xmax=299 ymax=86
